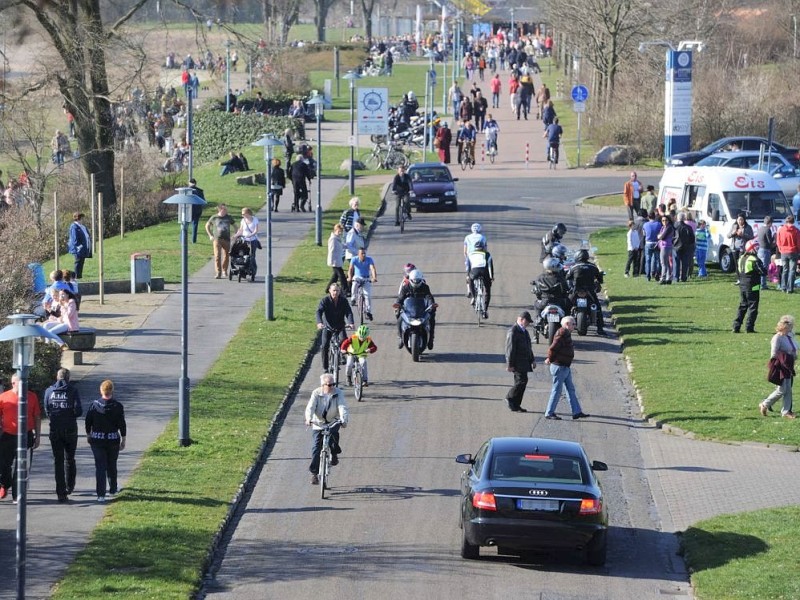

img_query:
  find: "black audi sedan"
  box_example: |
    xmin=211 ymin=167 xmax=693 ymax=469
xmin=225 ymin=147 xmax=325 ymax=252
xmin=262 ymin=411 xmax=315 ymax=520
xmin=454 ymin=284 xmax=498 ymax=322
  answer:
xmin=456 ymin=437 xmax=609 ymax=565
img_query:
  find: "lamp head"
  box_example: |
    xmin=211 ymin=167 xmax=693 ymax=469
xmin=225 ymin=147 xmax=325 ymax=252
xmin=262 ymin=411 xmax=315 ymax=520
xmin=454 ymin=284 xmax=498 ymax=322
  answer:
xmin=163 ymin=187 xmax=206 ymax=223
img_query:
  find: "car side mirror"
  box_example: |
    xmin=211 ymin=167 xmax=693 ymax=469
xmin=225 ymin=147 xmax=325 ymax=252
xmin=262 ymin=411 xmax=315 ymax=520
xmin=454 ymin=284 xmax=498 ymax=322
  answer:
xmin=455 ymin=453 xmax=474 ymax=465
xmin=591 ymin=460 xmax=608 ymax=471
xmin=451 ymin=177 xmax=459 ymax=182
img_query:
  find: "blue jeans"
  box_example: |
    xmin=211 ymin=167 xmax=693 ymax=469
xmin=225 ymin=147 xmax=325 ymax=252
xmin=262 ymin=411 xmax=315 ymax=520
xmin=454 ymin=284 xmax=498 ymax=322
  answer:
xmin=545 ymin=364 xmax=583 ymax=416
xmin=659 ymin=246 xmax=673 ymax=281
xmin=645 ymin=242 xmax=659 ymax=279
xmin=695 ymin=248 xmax=708 ymax=277
xmin=783 ymin=253 xmax=798 ymax=292
xmin=757 ymin=248 xmax=771 ymax=287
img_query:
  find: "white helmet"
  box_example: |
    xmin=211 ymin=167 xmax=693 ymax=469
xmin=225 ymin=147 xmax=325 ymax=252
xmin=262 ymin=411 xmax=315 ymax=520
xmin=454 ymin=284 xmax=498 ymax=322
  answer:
xmin=471 ymin=223 xmax=482 ymax=234
xmin=408 ymin=91 xmax=416 ymax=101
xmin=543 ymin=257 xmax=561 ymax=272
xmin=408 ymin=269 xmax=424 ymax=288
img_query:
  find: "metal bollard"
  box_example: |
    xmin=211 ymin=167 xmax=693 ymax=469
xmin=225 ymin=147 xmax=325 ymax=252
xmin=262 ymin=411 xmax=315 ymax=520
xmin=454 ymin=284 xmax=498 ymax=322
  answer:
xmin=481 ymin=145 xmax=485 ymax=169
xmin=525 ymin=142 xmax=529 ymax=169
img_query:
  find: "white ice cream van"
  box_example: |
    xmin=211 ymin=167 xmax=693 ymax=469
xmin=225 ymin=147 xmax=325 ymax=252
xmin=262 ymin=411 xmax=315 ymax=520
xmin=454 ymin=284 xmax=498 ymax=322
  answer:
xmin=658 ymin=166 xmax=792 ymax=272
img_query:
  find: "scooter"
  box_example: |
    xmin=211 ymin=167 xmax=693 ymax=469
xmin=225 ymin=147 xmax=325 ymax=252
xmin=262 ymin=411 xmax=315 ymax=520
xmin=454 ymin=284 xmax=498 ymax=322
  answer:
xmin=396 ymin=297 xmax=435 ymax=362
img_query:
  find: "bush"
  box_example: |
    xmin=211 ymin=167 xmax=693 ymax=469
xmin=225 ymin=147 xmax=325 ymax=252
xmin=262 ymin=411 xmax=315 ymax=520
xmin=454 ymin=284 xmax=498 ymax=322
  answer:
xmin=192 ymin=110 xmax=302 ymax=165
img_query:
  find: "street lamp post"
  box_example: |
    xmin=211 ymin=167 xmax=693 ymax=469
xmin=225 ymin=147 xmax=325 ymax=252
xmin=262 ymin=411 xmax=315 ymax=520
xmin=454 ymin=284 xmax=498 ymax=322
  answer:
xmin=186 ymin=80 xmax=194 ymax=180
xmin=162 ymin=188 xmax=206 ymax=446
xmin=252 ymin=134 xmax=285 ymax=321
xmin=306 ymin=94 xmax=325 ymax=246
xmin=343 ymin=71 xmax=362 ymax=195
xmin=424 ymin=50 xmax=437 ymax=156
xmin=224 ymin=40 xmax=233 ymax=112
xmin=0 ymin=314 xmax=63 ymax=600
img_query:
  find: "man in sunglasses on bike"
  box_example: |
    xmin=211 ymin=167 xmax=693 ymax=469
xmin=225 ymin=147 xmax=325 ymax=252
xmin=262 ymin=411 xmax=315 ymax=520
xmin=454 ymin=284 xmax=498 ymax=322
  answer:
xmin=305 ymin=373 xmax=349 ymax=485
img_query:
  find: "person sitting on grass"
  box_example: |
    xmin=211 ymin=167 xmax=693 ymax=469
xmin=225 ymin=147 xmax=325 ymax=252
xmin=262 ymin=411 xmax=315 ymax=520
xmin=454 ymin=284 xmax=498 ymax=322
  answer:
xmin=219 ymin=151 xmax=245 ymax=176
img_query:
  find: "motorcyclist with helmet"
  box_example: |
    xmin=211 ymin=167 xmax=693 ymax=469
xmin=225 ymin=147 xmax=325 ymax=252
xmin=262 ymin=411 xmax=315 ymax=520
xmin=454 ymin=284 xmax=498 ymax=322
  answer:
xmin=398 ymin=262 xmax=417 ymax=293
xmin=533 ymin=256 xmax=571 ymax=316
xmin=541 ymin=222 xmax=567 ymax=261
xmin=466 ymin=240 xmax=494 ymax=319
xmin=550 ymin=243 xmax=568 ymax=266
xmin=340 ymin=324 xmax=378 ymax=387
xmin=395 ymin=269 xmax=437 ymax=349
xmin=566 ymin=249 xmax=606 ymax=335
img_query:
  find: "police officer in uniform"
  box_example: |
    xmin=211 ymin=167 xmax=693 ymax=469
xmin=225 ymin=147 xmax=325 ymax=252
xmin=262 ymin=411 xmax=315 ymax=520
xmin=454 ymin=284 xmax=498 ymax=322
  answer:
xmin=44 ymin=368 xmax=83 ymax=503
xmin=567 ymin=249 xmax=606 ymax=335
xmin=733 ymin=239 xmax=765 ymax=333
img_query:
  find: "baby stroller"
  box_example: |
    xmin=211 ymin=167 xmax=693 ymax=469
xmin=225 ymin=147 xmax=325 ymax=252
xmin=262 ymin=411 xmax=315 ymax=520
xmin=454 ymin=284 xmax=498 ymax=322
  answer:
xmin=229 ymin=239 xmax=256 ymax=282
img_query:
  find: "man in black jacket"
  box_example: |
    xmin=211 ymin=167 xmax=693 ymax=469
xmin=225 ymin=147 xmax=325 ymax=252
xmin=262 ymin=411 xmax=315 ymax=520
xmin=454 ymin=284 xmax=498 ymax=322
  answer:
xmin=504 ymin=311 xmax=536 ymax=412
xmin=391 ymin=165 xmax=412 ymax=226
xmin=316 ymin=283 xmax=354 ymax=372
xmin=44 ymin=368 xmax=83 ymax=502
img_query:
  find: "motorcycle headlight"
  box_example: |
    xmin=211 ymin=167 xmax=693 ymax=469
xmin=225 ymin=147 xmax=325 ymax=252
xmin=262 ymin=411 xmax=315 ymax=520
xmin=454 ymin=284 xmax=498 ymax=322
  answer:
xmin=409 ymin=319 xmax=422 ymax=326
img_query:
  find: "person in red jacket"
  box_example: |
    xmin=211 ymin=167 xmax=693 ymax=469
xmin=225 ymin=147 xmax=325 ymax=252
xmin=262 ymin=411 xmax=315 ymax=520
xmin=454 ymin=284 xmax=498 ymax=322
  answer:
xmin=776 ymin=215 xmax=800 ymax=293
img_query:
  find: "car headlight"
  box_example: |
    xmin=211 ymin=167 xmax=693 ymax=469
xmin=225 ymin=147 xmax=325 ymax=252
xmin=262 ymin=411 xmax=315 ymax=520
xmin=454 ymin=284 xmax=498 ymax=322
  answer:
xmin=668 ymin=159 xmax=684 ymax=166
xmin=409 ymin=191 xmax=417 ymax=197
xmin=445 ymin=190 xmax=456 ymax=196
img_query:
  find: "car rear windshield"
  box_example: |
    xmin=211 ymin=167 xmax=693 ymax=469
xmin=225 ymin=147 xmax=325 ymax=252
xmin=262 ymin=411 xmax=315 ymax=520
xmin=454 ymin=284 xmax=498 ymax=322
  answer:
xmin=723 ymin=191 xmax=791 ymax=220
xmin=489 ymin=453 xmax=584 ymax=484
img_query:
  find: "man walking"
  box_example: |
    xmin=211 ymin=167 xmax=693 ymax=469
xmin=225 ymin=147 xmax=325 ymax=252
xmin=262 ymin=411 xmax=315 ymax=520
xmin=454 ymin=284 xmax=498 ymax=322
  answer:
xmin=188 ymin=178 xmax=205 ymax=244
xmin=0 ymin=375 xmax=42 ymax=502
xmin=504 ymin=311 xmax=536 ymax=412
xmin=67 ymin=212 xmax=92 ymax=279
xmin=776 ymin=215 xmax=800 ymax=293
xmin=544 ymin=316 xmax=590 ymax=420
xmin=623 ymin=172 xmax=642 ymax=221
xmin=205 ymin=204 xmax=236 ymax=279
xmin=44 ymin=368 xmax=83 ymax=503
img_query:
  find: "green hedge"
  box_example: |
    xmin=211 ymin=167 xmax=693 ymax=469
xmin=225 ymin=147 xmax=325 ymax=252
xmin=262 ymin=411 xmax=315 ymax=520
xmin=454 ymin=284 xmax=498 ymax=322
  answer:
xmin=193 ymin=111 xmax=302 ymax=165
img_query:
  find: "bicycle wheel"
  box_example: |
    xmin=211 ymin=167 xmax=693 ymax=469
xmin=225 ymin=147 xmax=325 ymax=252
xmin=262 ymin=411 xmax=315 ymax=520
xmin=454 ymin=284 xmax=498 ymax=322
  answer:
xmin=357 ymin=288 xmax=366 ymax=324
xmin=319 ymin=446 xmax=328 ymax=499
xmin=489 ymin=150 xmax=496 ymax=164
xmin=475 ymin=279 xmax=485 ymax=326
xmin=385 ymin=150 xmax=408 ymax=169
xmin=353 ymin=365 xmax=364 ymax=402
xmin=400 ymin=210 xmax=405 ymax=233
xmin=332 ymin=347 xmax=340 ymax=385
xmin=327 ymin=340 xmax=337 ymax=376
xmin=469 ymin=154 xmax=475 ymax=170
xmin=461 ymin=154 xmax=468 ymax=171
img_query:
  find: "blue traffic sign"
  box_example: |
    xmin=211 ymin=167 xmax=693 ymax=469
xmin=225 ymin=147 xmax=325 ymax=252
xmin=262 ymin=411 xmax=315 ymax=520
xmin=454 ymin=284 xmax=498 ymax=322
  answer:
xmin=571 ymin=84 xmax=589 ymax=102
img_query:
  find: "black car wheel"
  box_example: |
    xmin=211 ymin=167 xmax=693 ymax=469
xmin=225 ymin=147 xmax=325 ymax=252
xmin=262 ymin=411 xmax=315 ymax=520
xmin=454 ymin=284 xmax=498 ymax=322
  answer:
xmin=460 ymin=528 xmax=479 ymax=559
xmin=719 ymin=247 xmax=735 ymax=273
xmin=586 ymin=530 xmax=607 ymax=566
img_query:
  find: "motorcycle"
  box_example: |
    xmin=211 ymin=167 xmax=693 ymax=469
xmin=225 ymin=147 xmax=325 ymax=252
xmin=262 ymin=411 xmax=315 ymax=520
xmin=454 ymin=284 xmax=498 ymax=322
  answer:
xmin=571 ymin=286 xmax=599 ymax=336
xmin=530 ymin=281 xmax=567 ymax=344
xmin=396 ymin=297 xmax=435 ymax=362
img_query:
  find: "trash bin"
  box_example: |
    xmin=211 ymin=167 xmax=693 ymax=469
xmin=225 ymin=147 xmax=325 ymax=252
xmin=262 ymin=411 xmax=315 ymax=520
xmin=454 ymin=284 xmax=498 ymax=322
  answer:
xmin=131 ymin=253 xmax=151 ymax=293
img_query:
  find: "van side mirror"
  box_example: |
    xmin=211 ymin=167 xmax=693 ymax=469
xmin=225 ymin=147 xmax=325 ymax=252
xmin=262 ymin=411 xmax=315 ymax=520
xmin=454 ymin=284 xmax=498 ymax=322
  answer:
xmin=712 ymin=209 xmax=721 ymax=221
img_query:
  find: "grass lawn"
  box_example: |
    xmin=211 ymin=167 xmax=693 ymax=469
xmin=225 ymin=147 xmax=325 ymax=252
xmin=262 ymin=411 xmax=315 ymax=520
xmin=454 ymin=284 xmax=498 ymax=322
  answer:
xmin=681 ymin=507 xmax=800 ymax=600
xmin=582 ymin=194 xmax=623 ymax=208
xmin=50 ymin=184 xmax=383 ymax=599
xmin=595 ymin=226 xmax=800 ymax=447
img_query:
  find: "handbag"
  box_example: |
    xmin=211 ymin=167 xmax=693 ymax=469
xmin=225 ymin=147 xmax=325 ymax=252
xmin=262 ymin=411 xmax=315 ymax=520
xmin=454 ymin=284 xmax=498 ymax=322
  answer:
xmin=767 ymin=356 xmax=783 ymax=385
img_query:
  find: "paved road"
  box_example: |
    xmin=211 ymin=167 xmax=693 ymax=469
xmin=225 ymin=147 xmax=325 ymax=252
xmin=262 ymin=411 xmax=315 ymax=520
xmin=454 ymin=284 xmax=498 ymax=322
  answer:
xmin=202 ymin=175 xmax=691 ymax=599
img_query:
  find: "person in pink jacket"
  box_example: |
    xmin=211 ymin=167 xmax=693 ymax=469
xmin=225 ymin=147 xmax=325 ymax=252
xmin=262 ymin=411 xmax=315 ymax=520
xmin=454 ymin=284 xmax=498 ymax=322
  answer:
xmin=43 ymin=286 xmax=79 ymax=336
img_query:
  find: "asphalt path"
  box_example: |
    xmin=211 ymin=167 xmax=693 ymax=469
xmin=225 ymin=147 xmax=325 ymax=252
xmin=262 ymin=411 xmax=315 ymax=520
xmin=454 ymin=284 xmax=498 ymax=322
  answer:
xmin=202 ymin=175 xmax=690 ymax=599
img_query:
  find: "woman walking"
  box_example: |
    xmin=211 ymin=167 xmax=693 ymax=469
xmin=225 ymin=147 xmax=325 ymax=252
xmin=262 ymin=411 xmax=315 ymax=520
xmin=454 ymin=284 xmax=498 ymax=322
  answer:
xmin=327 ymin=223 xmax=348 ymax=296
xmin=85 ymin=380 xmax=126 ymax=502
xmin=233 ymin=207 xmax=260 ymax=275
xmin=760 ymin=315 xmax=797 ymax=419
xmin=269 ymin=159 xmax=286 ymax=212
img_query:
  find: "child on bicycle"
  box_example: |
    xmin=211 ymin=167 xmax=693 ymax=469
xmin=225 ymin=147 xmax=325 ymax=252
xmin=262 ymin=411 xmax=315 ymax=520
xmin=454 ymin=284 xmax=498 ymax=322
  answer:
xmin=347 ymin=247 xmax=378 ymax=321
xmin=340 ymin=325 xmax=378 ymax=387
xmin=484 ymin=115 xmax=500 ymax=154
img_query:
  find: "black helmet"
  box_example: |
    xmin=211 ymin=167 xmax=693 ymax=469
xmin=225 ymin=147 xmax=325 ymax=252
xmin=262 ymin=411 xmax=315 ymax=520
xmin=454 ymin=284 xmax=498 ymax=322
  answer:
xmin=575 ymin=249 xmax=590 ymax=263
xmin=474 ymin=240 xmax=485 ymax=250
xmin=553 ymin=223 xmax=567 ymax=236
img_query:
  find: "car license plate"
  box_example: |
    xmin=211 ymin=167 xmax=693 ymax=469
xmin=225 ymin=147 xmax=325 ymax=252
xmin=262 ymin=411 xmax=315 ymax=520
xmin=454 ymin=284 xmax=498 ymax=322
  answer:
xmin=517 ymin=498 xmax=559 ymax=511
xmin=420 ymin=198 xmax=438 ymax=204
xmin=576 ymin=298 xmax=588 ymax=307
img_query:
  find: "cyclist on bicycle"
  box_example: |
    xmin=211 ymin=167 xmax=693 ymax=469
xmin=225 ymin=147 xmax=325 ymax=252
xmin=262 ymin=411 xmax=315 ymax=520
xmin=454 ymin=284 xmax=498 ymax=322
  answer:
xmin=464 ymin=223 xmax=487 ymax=295
xmin=315 ymin=283 xmax=354 ymax=373
xmin=347 ymin=247 xmax=378 ymax=321
xmin=457 ymin=120 xmax=477 ymax=164
xmin=395 ymin=269 xmax=437 ymax=349
xmin=466 ymin=240 xmax=494 ymax=319
xmin=391 ymin=165 xmax=413 ymax=227
xmin=340 ymin=325 xmax=378 ymax=387
xmin=543 ymin=117 xmax=563 ymax=164
xmin=484 ymin=114 xmax=500 ymax=155
xmin=305 ymin=373 xmax=349 ymax=485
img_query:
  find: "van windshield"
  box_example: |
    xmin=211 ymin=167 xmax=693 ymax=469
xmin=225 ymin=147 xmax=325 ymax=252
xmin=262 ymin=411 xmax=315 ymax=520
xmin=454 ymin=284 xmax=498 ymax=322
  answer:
xmin=723 ymin=191 xmax=791 ymax=220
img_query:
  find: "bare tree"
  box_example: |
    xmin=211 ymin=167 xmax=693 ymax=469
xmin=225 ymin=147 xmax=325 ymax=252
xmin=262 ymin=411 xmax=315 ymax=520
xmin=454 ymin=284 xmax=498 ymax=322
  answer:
xmin=262 ymin=0 xmax=302 ymax=45
xmin=360 ymin=0 xmax=377 ymax=45
xmin=312 ymin=0 xmax=341 ymax=41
